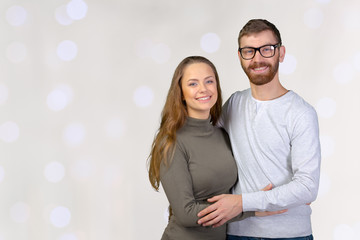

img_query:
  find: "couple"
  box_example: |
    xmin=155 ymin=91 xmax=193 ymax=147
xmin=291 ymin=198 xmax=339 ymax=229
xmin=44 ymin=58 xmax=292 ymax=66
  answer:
xmin=148 ymin=19 xmax=321 ymax=240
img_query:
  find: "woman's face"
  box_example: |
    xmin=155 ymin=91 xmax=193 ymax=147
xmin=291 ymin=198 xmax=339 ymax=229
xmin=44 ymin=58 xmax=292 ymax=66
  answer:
xmin=181 ymin=62 xmax=218 ymax=119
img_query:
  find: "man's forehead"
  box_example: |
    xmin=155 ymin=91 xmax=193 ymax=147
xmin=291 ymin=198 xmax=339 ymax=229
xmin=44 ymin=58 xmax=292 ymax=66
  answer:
xmin=240 ymin=30 xmax=277 ymax=47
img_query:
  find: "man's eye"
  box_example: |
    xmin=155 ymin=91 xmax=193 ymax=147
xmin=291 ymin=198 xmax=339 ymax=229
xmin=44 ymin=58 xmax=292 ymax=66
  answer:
xmin=244 ymin=49 xmax=254 ymax=54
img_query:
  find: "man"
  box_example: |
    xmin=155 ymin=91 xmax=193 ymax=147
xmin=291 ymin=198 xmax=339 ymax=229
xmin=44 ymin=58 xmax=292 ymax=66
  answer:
xmin=197 ymin=19 xmax=321 ymax=240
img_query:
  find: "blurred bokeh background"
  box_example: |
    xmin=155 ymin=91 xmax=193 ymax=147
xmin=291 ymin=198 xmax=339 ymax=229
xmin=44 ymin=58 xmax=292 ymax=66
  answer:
xmin=0 ymin=0 xmax=359 ymax=239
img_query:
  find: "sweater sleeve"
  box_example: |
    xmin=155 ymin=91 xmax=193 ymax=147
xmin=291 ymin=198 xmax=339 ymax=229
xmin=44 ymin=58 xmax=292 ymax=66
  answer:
xmin=242 ymin=108 xmax=321 ymax=211
xmin=160 ymin=144 xmax=211 ymax=227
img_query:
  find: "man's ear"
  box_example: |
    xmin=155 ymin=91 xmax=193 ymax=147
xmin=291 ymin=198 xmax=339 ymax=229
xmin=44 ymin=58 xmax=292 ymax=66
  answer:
xmin=279 ymin=45 xmax=286 ymax=63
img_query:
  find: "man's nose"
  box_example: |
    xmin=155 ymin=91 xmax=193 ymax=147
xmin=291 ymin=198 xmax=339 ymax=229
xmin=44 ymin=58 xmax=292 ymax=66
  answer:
xmin=252 ymin=49 xmax=263 ymax=61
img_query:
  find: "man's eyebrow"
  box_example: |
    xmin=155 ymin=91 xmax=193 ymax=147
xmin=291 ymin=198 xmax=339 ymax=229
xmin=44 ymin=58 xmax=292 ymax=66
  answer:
xmin=241 ymin=43 xmax=276 ymax=48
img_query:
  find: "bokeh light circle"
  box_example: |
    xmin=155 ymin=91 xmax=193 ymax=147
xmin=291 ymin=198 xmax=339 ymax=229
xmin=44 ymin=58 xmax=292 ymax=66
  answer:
xmin=47 ymin=85 xmax=73 ymax=112
xmin=200 ymin=33 xmax=221 ymax=53
xmin=133 ymin=86 xmax=154 ymax=107
xmin=6 ymin=5 xmax=27 ymax=26
xmin=50 ymin=206 xmax=71 ymax=228
xmin=57 ymin=40 xmax=78 ymax=61
xmin=67 ymin=0 xmax=88 ymax=20
xmin=44 ymin=161 xmax=66 ymax=183
xmin=63 ymin=123 xmax=86 ymax=147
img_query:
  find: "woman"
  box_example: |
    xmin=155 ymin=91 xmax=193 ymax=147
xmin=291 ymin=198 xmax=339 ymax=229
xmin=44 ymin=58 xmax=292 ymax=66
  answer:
xmin=148 ymin=56 xmax=277 ymax=239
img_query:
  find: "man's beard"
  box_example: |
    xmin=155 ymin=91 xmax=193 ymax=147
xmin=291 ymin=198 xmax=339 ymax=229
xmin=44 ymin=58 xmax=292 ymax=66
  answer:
xmin=242 ymin=59 xmax=279 ymax=86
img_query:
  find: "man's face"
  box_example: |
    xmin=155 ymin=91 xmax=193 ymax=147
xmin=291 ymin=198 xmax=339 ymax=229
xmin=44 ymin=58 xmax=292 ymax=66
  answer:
xmin=239 ymin=30 xmax=285 ymax=86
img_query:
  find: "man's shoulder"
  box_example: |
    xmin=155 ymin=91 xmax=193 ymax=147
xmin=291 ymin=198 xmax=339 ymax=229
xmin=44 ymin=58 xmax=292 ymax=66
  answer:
xmin=227 ymin=88 xmax=251 ymax=102
xmin=288 ymin=91 xmax=315 ymax=110
xmin=286 ymin=91 xmax=317 ymax=119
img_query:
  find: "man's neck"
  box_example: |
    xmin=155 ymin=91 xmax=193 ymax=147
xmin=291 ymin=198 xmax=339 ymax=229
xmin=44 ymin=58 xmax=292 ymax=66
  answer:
xmin=250 ymin=77 xmax=288 ymax=101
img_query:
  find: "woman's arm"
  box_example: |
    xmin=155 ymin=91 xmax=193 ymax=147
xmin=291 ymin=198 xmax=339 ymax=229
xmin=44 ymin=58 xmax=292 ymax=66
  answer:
xmin=160 ymin=146 xmax=211 ymax=227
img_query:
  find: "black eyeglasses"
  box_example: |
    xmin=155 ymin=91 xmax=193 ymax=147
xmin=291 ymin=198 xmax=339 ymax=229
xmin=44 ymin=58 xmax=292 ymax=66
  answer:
xmin=238 ymin=43 xmax=281 ymax=60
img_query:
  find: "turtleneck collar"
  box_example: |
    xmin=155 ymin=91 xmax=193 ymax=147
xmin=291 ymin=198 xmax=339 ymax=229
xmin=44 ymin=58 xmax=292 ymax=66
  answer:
xmin=182 ymin=116 xmax=214 ymax=136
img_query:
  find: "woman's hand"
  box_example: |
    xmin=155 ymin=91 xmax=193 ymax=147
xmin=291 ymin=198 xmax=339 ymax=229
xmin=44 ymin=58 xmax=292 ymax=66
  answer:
xmin=255 ymin=209 xmax=288 ymax=217
xmin=255 ymin=183 xmax=288 ymax=217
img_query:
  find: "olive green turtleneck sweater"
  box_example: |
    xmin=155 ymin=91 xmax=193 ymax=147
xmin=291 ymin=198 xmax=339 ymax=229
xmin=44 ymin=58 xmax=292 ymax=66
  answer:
xmin=160 ymin=117 xmax=253 ymax=240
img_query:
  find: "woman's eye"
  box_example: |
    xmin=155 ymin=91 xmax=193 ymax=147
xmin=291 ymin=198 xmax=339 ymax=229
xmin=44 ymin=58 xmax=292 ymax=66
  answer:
xmin=189 ymin=82 xmax=197 ymax=86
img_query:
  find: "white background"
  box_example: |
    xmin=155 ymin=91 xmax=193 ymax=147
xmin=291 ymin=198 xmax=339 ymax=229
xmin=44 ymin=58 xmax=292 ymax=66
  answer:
xmin=0 ymin=0 xmax=359 ymax=239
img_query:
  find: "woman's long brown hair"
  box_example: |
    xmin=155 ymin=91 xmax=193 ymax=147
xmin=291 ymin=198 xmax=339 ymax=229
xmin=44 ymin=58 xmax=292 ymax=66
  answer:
xmin=148 ymin=56 xmax=223 ymax=191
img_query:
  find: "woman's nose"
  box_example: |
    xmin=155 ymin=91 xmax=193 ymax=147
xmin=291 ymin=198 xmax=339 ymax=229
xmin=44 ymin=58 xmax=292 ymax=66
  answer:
xmin=199 ymin=83 xmax=207 ymax=92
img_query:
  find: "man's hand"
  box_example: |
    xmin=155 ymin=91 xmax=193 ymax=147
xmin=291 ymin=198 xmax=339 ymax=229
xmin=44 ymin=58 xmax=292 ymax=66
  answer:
xmin=197 ymin=183 xmax=289 ymax=228
xmin=197 ymin=194 xmax=243 ymax=227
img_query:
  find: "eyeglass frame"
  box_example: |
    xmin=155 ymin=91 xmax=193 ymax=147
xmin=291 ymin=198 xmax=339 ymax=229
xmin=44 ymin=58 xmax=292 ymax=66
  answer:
xmin=238 ymin=43 xmax=281 ymax=60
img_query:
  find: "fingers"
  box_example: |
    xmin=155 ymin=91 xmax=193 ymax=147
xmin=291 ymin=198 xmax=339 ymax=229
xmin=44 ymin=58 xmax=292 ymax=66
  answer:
xmin=207 ymin=194 xmax=225 ymax=203
xmin=261 ymin=183 xmax=273 ymax=191
xmin=201 ymin=214 xmax=224 ymax=227
xmin=255 ymin=209 xmax=287 ymax=217
xmin=212 ymin=218 xmax=227 ymax=228
xmin=197 ymin=205 xmax=216 ymax=218
xmin=275 ymin=209 xmax=288 ymax=215
xmin=197 ymin=211 xmax=218 ymax=225
xmin=198 ymin=195 xmax=225 ymax=217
